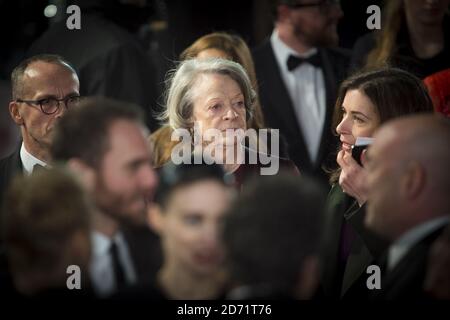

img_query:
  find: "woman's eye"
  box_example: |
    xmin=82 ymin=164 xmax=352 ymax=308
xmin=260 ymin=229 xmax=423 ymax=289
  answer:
xmin=210 ymin=104 xmax=221 ymax=111
xmin=353 ymin=116 xmax=364 ymax=123
xmin=341 ymin=107 xmax=346 ymax=115
xmin=235 ymin=101 xmax=245 ymax=108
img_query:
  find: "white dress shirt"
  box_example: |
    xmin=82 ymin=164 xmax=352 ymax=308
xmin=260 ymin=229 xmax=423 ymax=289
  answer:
xmin=90 ymin=231 xmax=137 ymax=297
xmin=20 ymin=142 xmax=47 ymax=175
xmin=387 ymin=215 xmax=450 ymax=271
xmin=270 ymin=30 xmax=326 ymax=164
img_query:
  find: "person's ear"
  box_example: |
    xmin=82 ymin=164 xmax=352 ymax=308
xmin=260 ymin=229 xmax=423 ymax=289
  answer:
xmin=147 ymin=203 xmax=164 ymax=235
xmin=294 ymin=255 xmax=320 ymax=300
xmin=401 ymin=161 xmax=425 ymax=200
xmin=9 ymin=101 xmax=24 ymax=125
xmin=67 ymin=159 xmax=96 ymax=192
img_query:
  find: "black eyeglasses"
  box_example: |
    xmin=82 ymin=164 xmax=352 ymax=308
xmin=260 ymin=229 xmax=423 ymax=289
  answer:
xmin=15 ymin=95 xmax=82 ymax=115
xmin=288 ymin=0 xmax=340 ymax=13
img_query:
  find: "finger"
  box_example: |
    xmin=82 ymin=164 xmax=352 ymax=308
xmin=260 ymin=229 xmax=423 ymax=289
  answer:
xmin=337 ymin=150 xmax=347 ymax=168
xmin=343 ymin=151 xmax=361 ymax=168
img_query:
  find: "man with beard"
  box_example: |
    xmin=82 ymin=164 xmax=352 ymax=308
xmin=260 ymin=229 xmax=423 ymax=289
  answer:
xmin=253 ymin=0 xmax=350 ymax=185
xmin=51 ymin=97 xmax=159 ymax=297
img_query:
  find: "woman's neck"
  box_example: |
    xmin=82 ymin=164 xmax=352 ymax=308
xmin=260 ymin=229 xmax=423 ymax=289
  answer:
xmin=201 ymin=142 xmax=244 ymax=173
xmin=406 ymin=16 xmax=445 ymax=59
xmin=158 ymin=263 xmax=225 ymax=300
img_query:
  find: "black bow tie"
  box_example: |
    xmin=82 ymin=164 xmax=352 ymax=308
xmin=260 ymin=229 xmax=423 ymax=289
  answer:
xmin=287 ymin=53 xmax=322 ymax=71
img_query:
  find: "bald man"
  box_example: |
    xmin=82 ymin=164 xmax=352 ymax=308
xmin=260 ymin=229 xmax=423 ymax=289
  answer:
xmin=0 ymin=54 xmax=80 ymax=227
xmin=364 ymin=114 xmax=450 ymax=300
xmin=0 ymin=54 xmax=80 ymax=286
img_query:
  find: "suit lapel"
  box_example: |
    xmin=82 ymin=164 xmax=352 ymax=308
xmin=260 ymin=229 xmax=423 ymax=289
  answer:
xmin=376 ymin=225 xmax=448 ymax=300
xmin=320 ymin=185 xmax=349 ymax=297
xmin=0 ymin=146 xmax=23 ymax=210
xmin=340 ymin=234 xmax=373 ymax=297
xmin=2 ymin=146 xmax=23 ymax=185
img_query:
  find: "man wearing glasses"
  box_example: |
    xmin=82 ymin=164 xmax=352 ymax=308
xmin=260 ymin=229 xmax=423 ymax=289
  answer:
xmin=253 ymin=0 xmax=349 ymax=185
xmin=0 ymin=54 xmax=80 ymax=210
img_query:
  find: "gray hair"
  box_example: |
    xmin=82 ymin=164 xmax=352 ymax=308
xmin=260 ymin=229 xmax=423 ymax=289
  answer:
xmin=160 ymin=58 xmax=256 ymax=129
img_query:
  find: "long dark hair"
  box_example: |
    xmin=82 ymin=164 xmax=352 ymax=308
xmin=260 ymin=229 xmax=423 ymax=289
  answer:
xmin=328 ymin=67 xmax=434 ymax=184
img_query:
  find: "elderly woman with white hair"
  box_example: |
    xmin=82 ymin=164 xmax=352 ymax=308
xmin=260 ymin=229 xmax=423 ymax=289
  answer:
xmin=159 ymin=58 xmax=297 ymax=189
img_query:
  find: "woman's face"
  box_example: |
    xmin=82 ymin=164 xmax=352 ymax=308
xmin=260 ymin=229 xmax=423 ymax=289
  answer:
xmin=196 ymin=48 xmax=230 ymax=60
xmin=158 ymin=180 xmax=231 ymax=276
xmin=336 ymin=89 xmax=380 ymax=153
xmin=191 ymin=73 xmax=247 ymax=144
xmin=404 ymin=0 xmax=450 ymax=26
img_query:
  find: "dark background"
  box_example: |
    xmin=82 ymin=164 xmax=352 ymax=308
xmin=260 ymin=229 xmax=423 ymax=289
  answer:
xmin=0 ymin=0 xmax=382 ymax=157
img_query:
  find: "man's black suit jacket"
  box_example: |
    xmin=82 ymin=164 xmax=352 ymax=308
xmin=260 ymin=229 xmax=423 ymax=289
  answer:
xmin=253 ymin=39 xmax=350 ymax=183
xmin=0 ymin=147 xmax=22 ymax=217
xmin=371 ymin=224 xmax=448 ymax=300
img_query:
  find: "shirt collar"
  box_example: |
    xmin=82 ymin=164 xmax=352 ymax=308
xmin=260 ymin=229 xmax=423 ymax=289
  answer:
xmin=20 ymin=142 xmax=48 ymax=175
xmin=270 ymin=29 xmax=318 ymax=73
xmin=91 ymin=231 xmax=126 ymax=257
xmin=388 ymin=215 xmax=450 ymax=271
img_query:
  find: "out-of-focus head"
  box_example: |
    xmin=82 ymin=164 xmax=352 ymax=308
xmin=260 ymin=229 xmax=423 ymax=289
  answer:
xmin=273 ymin=0 xmax=343 ymax=47
xmin=180 ymin=32 xmax=256 ymax=83
xmin=51 ymin=97 xmax=158 ymax=227
xmin=366 ymin=0 xmax=449 ymax=69
xmin=148 ymin=161 xmax=234 ymax=277
xmin=222 ymin=174 xmax=325 ymax=299
xmin=162 ymin=58 xmax=256 ymax=139
xmin=365 ymin=114 xmax=450 ymax=242
xmin=3 ymin=166 xmax=92 ymax=295
xmin=9 ymin=54 xmax=80 ymax=159
xmin=334 ymin=68 xmax=433 ymax=153
xmin=403 ymin=0 xmax=450 ymax=26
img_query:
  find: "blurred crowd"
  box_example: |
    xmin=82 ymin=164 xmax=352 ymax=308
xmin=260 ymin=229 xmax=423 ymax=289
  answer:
xmin=0 ymin=0 xmax=449 ymax=301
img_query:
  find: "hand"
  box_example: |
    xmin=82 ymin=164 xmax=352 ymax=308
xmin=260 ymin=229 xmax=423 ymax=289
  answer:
xmin=337 ymin=149 xmax=368 ymax=206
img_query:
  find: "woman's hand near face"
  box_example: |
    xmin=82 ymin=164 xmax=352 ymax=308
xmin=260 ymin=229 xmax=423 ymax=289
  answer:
xmin=337 ymin=149 xmax=368 ymax=206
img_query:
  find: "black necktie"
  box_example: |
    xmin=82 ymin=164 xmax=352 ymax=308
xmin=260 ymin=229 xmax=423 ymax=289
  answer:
xmin=287 ymin=53 xmax=322 ymax=71
xmin=110 ymin=241 xmax=126 ymax=290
